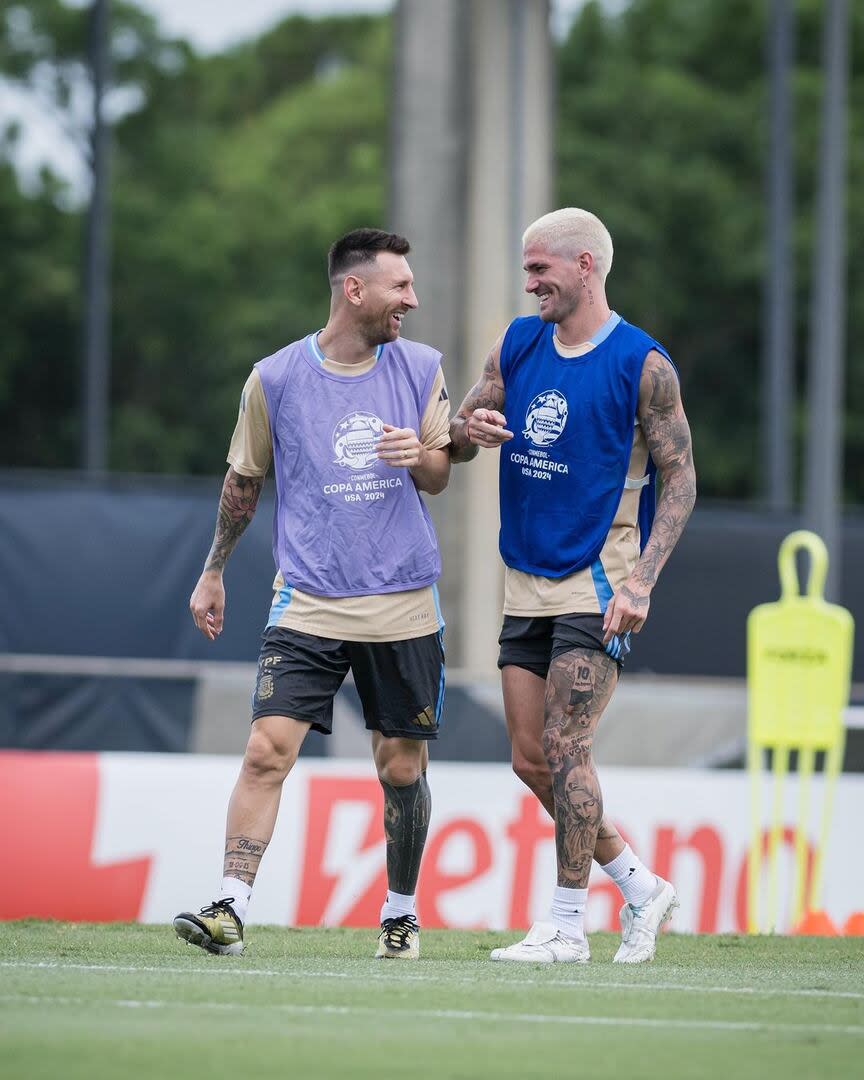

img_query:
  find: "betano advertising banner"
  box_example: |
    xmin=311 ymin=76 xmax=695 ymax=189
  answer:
xmin=1 ymin=751 xmax=861 ymax=933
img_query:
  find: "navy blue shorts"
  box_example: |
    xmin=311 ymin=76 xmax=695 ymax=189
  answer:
xmin=497 ymin=613 xmax=630 ymax=679
xmin=252 ymin=626 xmax=445 ymax=739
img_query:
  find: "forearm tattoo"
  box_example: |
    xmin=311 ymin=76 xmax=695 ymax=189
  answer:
xmin=223 ymin=834 xmax=268 ymax=887
xmin=633 ymin=352 xmax=696 ymax=592
xmin=543 ymin=650 xmax=618 ymax=887
xmin=381 ymin=772 xmax=431 ymax=895
xmin=204 ymin=469 xmax=264 ymax=572
xmin=449 ymin=342 xmax=506 ymax=462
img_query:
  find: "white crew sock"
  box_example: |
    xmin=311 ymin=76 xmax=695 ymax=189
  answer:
xmin=220 ymin=877 xmax=252 ymax=925
xmin=380 ymin=890 xmax=416 ymax=923
xmin=600 ymin=844 xmax=657 ymax=907
xmin=550 ymin=885 xmax=588 ymax=941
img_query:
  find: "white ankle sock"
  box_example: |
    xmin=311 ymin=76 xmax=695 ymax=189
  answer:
xmin=221 ymin=877 xmax=252 ymax=924
xmin=550 ymin=886 xmax=588 ymax=941
xmin=380 ymin=891 xmax=416 ymax=923
xmin=600 ymin=844 xmax=657 ymax=907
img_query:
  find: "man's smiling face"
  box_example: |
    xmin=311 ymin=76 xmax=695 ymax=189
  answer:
xmin=522 ymin=243 xmax=584 ymax=324
xmin=357 ymin=251 xmax=419 ymax=345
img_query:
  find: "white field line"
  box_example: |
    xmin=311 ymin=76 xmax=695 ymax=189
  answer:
xmin=1 ymin=960 xmax=863 ymax=1001
xmin=1 ymin=994 xmax=863 ymax=1036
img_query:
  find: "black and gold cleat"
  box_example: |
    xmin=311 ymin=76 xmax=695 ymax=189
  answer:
xmin=173 ymin=898 xmax=244 ymax=955
xmin=375 ymin=914 xmax=420 ymax=959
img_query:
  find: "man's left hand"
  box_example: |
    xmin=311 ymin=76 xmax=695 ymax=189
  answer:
xmin=603 ymin=583 xmax=651 ymax=643
xmin=377 ymin=424 xmax=424 ymax=468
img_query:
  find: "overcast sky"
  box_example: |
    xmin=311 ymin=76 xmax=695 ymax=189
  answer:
xmin=133 ymin=0 xmax=392 ymax=52
xmin=127 ymin=0 xmax=592 ymax=52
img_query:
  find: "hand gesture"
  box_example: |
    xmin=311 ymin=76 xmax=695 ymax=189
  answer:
xmin=377 ymin=424 xmax=424 ymax=467
xmin=466 ymin=408 xmax=514 ymax=448
xmin=602 ymin=583 xmax=650 ymax=644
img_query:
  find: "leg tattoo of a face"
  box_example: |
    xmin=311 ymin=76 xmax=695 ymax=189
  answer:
xmin=544 ymin=649 xmax=617 ymax=886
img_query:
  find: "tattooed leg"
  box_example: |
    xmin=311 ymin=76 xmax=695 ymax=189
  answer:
xmin=224 ymin=835 xmax=268 ymax=887
xmin=380 ymin=774 xmax=432 ymax=895
xmin=373 ymin=734 xmax=431 ymax=896
xmin=502 ymin=663 xmax=627 ymax=863
xmin=223 ymin=714 xmax=309 ymax=888
xmin=544 ymin=649 xmax=618 ymax=887
xmin=595 ymin=817 xmax=626 ymax=864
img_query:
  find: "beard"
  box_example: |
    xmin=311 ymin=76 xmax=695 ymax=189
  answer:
xmin=360 ymin=309 xmax=401 ymax=347
xmin=539 ymin=285 xmax=581 ymax=324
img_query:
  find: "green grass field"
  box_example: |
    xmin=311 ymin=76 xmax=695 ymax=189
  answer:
xmin=1 ymin=923 xmax=862 ymax=1079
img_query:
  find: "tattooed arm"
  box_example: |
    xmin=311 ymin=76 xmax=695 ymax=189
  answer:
xmin=448 ymin=335 xmax=514 ymax=462
xmin=189 ymin=467 xmax=264 ymax=640
xmin=602 ymin=350 xmax=696 ymax=643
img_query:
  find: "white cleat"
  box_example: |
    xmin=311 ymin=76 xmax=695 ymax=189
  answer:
xmin=490 ymin=922 xmax=590 ymax=964
xmin=613 ymin=877 xmax=679 ymax=964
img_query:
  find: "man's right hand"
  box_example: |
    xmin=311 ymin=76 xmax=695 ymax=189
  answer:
xmin=190 ymin=569 xmax=225 ymax=641
xmin=466 ymin=408 xmax=514 ymax=447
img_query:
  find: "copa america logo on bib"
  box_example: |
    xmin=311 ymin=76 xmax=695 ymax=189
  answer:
xmin=333 ymin=411 xmax=385 ymax=470
xmin=523 ymin=390 xmax=569 ymax=447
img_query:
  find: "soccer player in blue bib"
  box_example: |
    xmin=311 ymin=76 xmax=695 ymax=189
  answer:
xmin=449 ymin=208 xmax=696 ymax=963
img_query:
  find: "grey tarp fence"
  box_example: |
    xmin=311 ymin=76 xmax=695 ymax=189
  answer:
xmin=0 ymin=472 xmax=862 ymax=751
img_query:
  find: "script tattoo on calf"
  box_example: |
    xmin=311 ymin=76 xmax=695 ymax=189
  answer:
xmin=544 ymin=650 xmax=617 ymax=886
xmin=381 ymin=772 xmax=431 ymax=895
xmin=223 ymin=835 xmax=268 ymax=886
xmin=205 ymin=469 xmax=264 ymax=572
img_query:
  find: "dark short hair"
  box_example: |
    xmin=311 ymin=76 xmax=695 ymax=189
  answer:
xmin=328 ymin=228 xmax=411 ymax=283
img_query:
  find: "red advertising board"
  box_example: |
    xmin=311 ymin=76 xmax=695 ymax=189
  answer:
xmin=1 ymin=751 xmax=859 ymax=933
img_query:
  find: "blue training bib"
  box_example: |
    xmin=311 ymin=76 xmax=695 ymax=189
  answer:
xmin=498 ymin=315 xmax=671 ymax=578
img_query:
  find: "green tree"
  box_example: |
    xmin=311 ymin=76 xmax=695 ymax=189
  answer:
xmin=2 ymin=1 xmax=863 ymax=503
xmin=557 ymin=0 xmax=864 ymax=503
xmin=0 ymin=3 xmax=391 ymax=474
xmin=108 ymin=15 xmax=390 ymax=473
xmin=0 ymin=0 xmax=194 ymax=467
xmin=0 ymin=152 xmax=79 ymax=466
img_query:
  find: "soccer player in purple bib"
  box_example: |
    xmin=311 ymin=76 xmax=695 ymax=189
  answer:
xmin=174 ymin=229 xmax=451 ymax=960
xmin=449 ymin=208 xmax=696 ymax=963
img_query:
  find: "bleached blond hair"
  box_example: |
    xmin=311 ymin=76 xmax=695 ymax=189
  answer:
xmin=522 ymin=208 xmax=614 ymax=282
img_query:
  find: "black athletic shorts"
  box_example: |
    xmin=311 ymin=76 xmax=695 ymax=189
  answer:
xmin=497 ymin=613 xmax=630 ymax=679
xmin=251 ymin=625 xmax=445 ymax=740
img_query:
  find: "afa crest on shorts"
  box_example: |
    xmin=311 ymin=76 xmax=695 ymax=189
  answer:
xmin=333 ymin=412 xmax=386 ymax=470
xmin=523 ymin=389 xmax=568 ymax=447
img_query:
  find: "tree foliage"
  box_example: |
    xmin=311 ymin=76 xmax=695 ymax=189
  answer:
xmin=1 ymin=1 xmax=389 ymax=473
xmin=1 ymin=0 xmax=862 ymax=502
xmin=557 ymin=0 xmax=864 ymax=502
